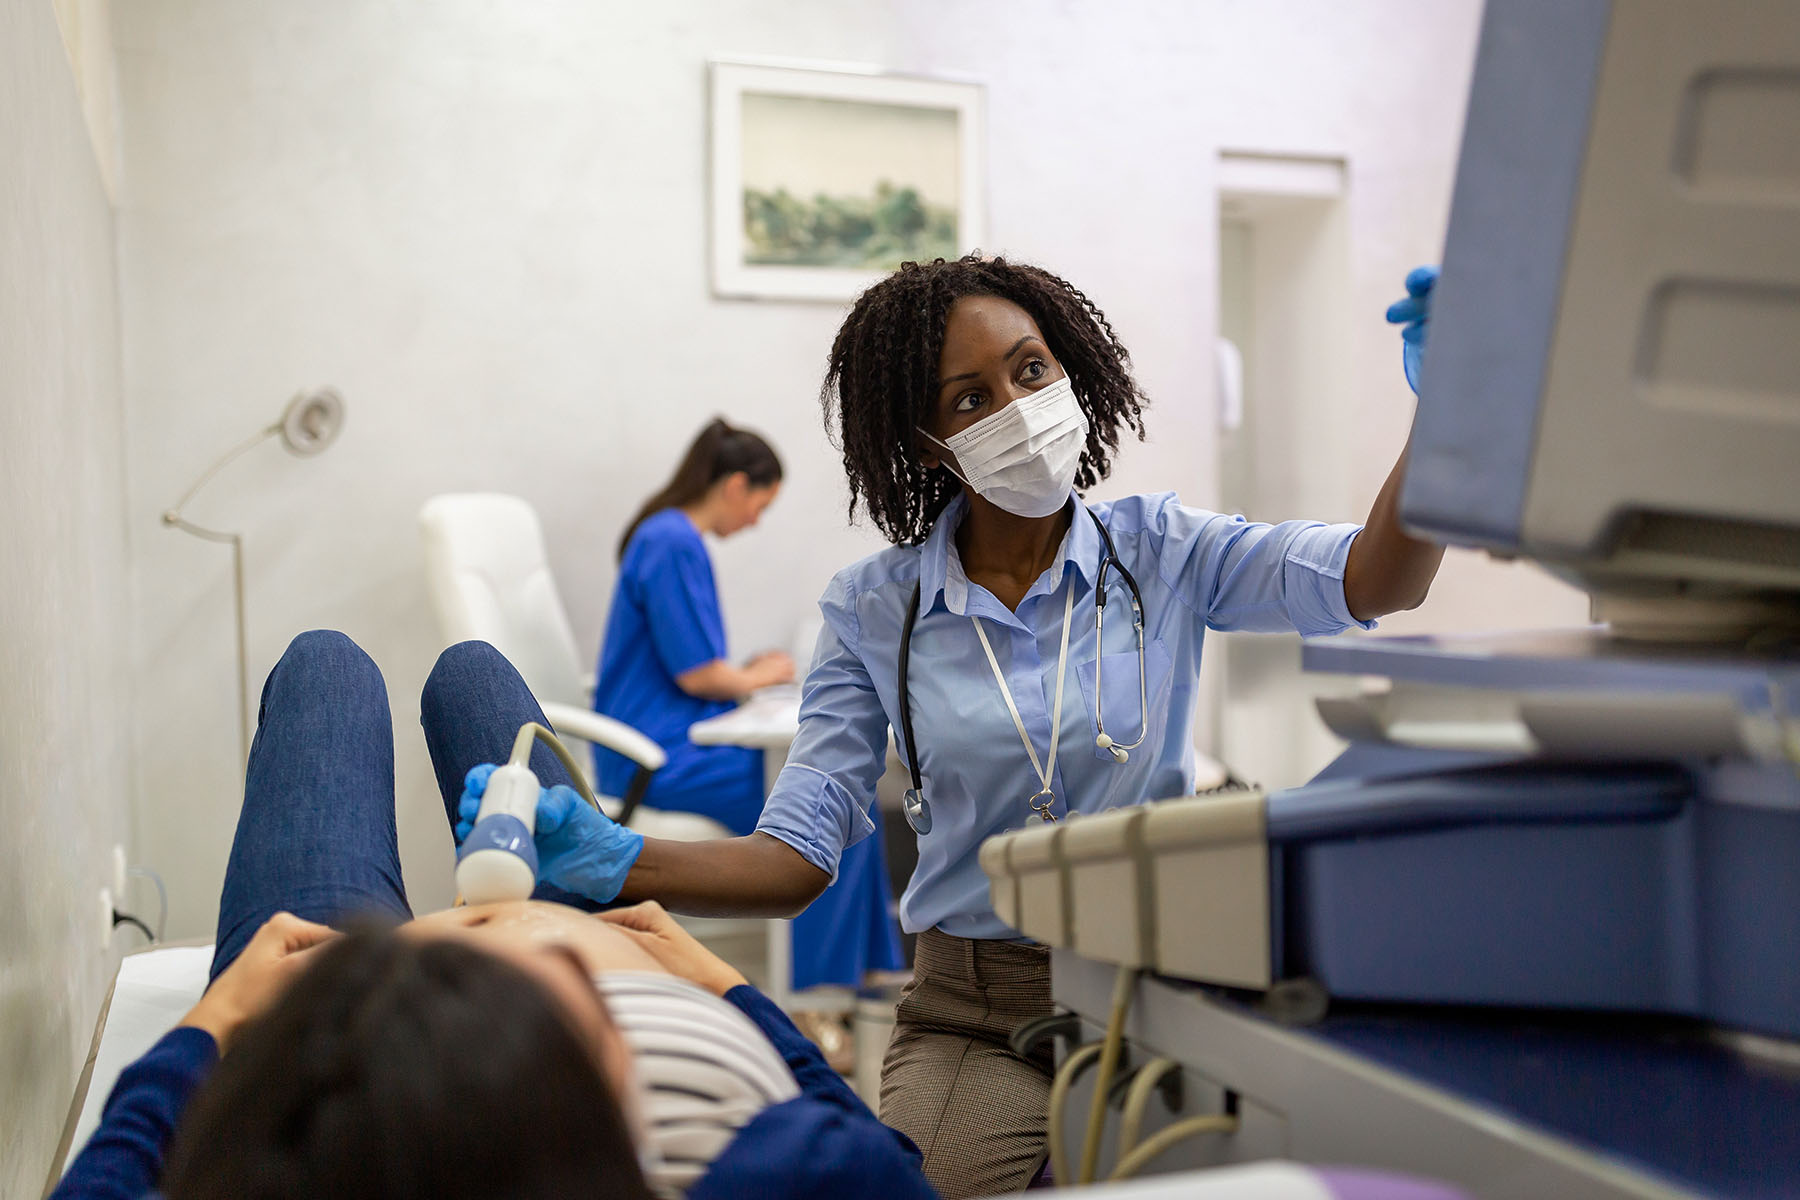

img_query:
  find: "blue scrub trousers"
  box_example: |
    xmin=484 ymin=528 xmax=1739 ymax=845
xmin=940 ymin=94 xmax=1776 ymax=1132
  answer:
xmin=645 ymin=741 xmax=905 ymax=993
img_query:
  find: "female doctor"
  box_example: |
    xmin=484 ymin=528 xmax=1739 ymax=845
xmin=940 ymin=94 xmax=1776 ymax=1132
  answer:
xmin=483 ymin=255 xmax=1445 ymax=1197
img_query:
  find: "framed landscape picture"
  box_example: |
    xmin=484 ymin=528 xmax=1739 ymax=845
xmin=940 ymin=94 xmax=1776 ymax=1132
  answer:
xmin=710 ymin=59 xmax=986 ymax=301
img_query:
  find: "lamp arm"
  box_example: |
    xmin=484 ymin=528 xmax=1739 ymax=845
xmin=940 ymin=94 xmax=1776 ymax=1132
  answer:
xmin=161 ymin=514 xmax=238 ymax=544
xmin=159 ymin=398 xmax=340 ymax=769
xmin=162 ymin=423 xmax=281 ymax=522
xmin=158 ymin=522 xmax=250 ymax=765
xmin=162 ymin=427 xmax=274 ymax=768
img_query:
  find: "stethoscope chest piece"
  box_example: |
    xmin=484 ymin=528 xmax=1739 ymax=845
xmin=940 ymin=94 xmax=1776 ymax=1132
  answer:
xmin=903 ymin=787 xmax=933 ymax=835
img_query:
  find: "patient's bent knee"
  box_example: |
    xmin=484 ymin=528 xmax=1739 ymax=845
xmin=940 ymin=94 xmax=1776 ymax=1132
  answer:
xmin=428 ymin=639 xmax=503 ymax=681
xmin=282 ymin=629 xmax=376 ymax=677
xmin=424 ymin=640 xmax=511 ymax=696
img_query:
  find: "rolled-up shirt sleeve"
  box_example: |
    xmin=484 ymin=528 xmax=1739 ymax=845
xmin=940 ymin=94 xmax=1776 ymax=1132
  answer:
xmin=1139 ymin=494 xmax=1373 ymax=637
xmin=755 ymin=576 xmax=887 ymax=883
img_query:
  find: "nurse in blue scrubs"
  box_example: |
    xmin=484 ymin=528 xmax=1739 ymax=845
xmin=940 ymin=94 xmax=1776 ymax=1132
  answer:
xmin=594 ymin=418 xmax=904 ymax=995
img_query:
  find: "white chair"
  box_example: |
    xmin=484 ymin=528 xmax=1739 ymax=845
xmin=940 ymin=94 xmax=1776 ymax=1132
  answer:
xmin=418 ymin=494 xmax=786 ymax=992
xmin=420 ymin=493 xmax=727 ymax=839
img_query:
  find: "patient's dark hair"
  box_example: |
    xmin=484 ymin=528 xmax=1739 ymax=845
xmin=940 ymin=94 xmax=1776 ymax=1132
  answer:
xmin=162 ymin=927 xmax=652 ymax=1200
xmin=823 ymin=253 xmax=1148 ymax=546
xmin=619 ymin=417 xmax=783 ymax=559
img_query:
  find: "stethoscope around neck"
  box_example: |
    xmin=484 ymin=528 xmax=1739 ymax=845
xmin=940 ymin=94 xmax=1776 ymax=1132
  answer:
xmin=897 ymin=507 xmax=1149 ymax=836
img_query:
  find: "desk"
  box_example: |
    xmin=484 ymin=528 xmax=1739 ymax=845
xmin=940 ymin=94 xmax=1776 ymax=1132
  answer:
xmin=689 ymin=685 xmax=802 ymax=791
xmin=690 ymin=685 xmax=910 ymax=810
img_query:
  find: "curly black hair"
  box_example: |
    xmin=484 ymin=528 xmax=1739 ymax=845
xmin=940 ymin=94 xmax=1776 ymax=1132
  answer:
xmin=821 ymin=253 xmax=1149 ymax=546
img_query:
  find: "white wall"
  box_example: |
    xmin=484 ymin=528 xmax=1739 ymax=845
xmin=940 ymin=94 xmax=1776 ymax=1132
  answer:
xmin=51 ymin=0 xmax=123 ymax=201
xmin=112 ymin=0 xmax=1585 ymax=940
xmin=1 ymin=2 xmax=132 ymax=1191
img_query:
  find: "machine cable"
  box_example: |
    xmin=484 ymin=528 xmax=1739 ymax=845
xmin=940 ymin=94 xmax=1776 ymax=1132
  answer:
xmin=1117 ymin=1057 xmax=1182 ymax=1162
xmin=1107 ymin=1114 xmax=1239 ymax=1180
xmin=1078 ymin=965 xmax=1139 ymax=1183
xmin=1046 ymin=1042 xmax=1105 ymax=1185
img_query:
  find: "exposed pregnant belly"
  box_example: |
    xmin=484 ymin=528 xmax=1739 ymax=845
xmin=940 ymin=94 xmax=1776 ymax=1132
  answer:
xmin=409 ymin=900 xmax=670 ymax=977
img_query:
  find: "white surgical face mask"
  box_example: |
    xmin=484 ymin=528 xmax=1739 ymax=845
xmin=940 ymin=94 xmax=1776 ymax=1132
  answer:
xmin=921 ymin=375 xmax=1089 ymax=518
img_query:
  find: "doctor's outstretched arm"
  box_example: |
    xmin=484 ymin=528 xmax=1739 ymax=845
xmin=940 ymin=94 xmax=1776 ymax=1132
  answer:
xmin=1342 ymin=438 xmax=1444 ymax=622
xmin=1343 ymin=265 xmax=1448 ymax=621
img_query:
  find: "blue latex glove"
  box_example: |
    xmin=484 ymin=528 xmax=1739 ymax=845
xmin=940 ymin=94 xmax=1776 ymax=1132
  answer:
xmin=455 ymin=763 xmax=644 ymax=903
xmin=1384 ymin=265 xmax=1439 ymax=395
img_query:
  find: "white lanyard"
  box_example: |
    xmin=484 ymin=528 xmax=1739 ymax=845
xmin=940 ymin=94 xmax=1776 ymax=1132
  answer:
xmin=970 ymin=578 xmax=1076 ymax=823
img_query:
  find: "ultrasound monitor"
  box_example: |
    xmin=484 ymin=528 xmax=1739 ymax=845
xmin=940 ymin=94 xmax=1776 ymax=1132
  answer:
xmin=1403 ymin=0 xmax=1800 ymax=637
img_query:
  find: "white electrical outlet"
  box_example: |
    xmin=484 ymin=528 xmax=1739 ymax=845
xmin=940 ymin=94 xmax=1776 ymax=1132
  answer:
xmin=111 ymin=844 xmax=128 ymax=897
xmin=99 ymin=888 xmax=114 ymax=951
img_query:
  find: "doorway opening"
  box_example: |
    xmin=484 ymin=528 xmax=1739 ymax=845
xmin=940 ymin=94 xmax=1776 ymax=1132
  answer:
xmin=1203 ymin=151 xmax=1355 ymax=792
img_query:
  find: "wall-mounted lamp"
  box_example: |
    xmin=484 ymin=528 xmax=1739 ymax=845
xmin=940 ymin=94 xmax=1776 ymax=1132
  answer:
xmin=163 ymin=388 xmax=346 ymax=763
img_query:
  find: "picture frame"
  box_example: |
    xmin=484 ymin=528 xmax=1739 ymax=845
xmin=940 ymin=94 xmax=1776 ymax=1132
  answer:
xmin=709 ymin=58 xmax=986 ymax=302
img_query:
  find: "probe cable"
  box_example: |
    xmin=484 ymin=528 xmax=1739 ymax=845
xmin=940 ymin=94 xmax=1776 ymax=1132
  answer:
xmin=508 ymin=722 xmax=606 ymax=813
xmin=454 ymin=722 xmax=604 ymax=908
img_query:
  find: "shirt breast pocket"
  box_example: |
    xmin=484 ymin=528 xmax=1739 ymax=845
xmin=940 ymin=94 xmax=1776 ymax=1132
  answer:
xmin=1074 ymin=637 xmax=1173 ymax=762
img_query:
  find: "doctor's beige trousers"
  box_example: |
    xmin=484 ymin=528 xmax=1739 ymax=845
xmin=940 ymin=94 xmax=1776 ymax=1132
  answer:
xmin=879 ymin=928 xmax=1054 ymax=1198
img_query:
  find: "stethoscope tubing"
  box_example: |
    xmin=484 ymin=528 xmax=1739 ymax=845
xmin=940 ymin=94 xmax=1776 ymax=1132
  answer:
xmin=1093 ymin=526 xmax=1149 ymax=758
xmin=899 ymin=507 xmax=1147 ymax=835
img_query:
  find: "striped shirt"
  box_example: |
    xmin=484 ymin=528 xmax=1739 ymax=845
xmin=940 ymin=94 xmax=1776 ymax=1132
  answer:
xmin=596 ymin=972 xmax=801 ymax=1196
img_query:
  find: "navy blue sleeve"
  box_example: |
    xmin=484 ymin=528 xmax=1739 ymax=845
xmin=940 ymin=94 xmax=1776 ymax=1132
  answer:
xmin=716 ymin=985 xmax=927 ymax=1190
xmin=722 ymin=984 xmax=869 ymax=1114
xmin=50 ymin=1027 xmax=218 ymax=1200
xmin=625 ymin=518 xmax=729 ymax=679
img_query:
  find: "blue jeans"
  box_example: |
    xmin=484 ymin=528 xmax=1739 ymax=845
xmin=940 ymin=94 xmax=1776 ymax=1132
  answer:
xmin=211 ymin=632 xmax=587 ymax=979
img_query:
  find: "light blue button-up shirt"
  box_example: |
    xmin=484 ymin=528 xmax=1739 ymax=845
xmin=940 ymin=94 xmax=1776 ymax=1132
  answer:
xmin=757 ymin=491 xmax=1370 ymax=940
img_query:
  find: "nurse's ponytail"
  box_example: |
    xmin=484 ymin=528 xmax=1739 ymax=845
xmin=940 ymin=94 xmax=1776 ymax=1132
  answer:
xmin=619 ymin=418 xmax=784 ymax=559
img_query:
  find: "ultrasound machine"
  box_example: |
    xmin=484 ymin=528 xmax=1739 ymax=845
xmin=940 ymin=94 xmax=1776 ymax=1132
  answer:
xmin=982 ymin=2 xmax=1800 ymax=1194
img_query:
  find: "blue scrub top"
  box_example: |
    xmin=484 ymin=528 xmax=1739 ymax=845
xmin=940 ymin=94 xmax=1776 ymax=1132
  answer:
xmin=756 ymin=491 xmax=1371 ymax=940
xmin=594 ymin=509 xmax=731 ymax=794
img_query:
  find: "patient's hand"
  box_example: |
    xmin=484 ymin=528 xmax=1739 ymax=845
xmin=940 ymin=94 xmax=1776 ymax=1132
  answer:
xmin=181 ymin=912 xmax=337 ymax=1052
xmin=599 ymin=901 xmax=749 ymax=997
